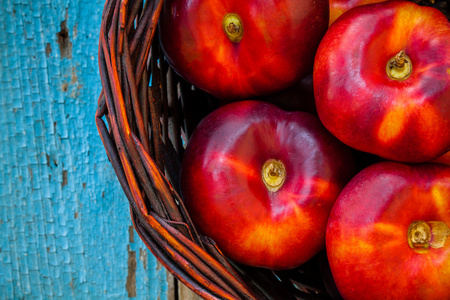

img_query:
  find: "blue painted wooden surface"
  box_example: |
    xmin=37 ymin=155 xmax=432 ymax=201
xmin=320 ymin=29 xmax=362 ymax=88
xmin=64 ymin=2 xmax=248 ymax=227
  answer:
xmin=0 ymin=0 xmax=169 ymax=298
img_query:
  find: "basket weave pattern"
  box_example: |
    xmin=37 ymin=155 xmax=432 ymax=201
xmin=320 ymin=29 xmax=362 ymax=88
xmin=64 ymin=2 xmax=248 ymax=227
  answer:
xmin=95 ymin=0 xmax=340 ymax=299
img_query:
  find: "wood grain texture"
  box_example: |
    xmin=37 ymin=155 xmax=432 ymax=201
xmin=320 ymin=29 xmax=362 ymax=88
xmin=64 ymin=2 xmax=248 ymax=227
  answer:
xmin=0 ymin=0 xmax=168 ymax=298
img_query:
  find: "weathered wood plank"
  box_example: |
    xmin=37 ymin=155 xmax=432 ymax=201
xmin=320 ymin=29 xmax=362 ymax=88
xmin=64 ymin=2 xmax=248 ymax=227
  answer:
xmin=0 ymin=0 xmax=169 ymax=298
xmin=178 ymin=280 xmax=204 ymax=300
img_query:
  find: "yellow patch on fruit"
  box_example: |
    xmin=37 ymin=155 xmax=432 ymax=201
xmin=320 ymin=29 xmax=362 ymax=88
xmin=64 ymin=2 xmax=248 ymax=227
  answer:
xmin=334 ymin=236 xmax=375 ymax=260
xmin=385 ymin=5 xmax=419 ymax=51
xmin=239 ymin=208 xmax=311 ymax=260
xmin=219 ymin=155 xmax=258 ymax=178
xmin=377 ymin=104 xmax=407 ymax=143
xmin=432 ymin=184 xmax=450 ymax=217
xmin=374 ymin=222 xmax=404 ymax=249
xmin=313 ymin=178 xmax=331 ymax=197
xmin=374 ymin=222 xmax=401 ymax=237
xmin=378 ymin=100 xmax=439 ymax=144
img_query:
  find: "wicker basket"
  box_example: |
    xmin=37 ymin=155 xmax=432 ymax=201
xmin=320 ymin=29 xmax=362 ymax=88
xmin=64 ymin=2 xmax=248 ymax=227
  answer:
xmin=94 ymin=0 xmax=447 ymax=298
xmin=95 ymin=1 xmax=335 ymax=298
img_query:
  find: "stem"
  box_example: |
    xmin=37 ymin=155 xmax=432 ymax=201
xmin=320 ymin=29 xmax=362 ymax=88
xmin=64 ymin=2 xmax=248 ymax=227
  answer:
xmin=408 ymin=220 xmax=450 ymax=253
xmin=386 ymin=50 xmax=412 ymax=81
xmin=261 ymin=159 xmax=286 ymax=192
xmin=222 ymin=13 xmax=243 ymax=43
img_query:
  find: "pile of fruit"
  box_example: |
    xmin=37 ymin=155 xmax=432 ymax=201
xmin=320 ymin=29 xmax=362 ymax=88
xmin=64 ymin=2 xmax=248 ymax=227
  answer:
xmin=158 ymin=0 xmax=450 ymax=299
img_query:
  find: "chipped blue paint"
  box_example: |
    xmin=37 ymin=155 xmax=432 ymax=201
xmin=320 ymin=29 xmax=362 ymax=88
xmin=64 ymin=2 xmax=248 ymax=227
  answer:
xmin=0 ymin=0 xmax=168 ymax=299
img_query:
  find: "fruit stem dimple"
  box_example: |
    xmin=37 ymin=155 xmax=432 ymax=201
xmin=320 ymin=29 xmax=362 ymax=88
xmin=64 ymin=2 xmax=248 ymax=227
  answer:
xmin=262 ymin=159 xmax=286 ymax=193
xmin=386 ymin=50 xmax=412 ymax=81
xmin=408 ymin=220 xmax=450 ymax=253
xmin=223 ymin=13 xmax=244 ymax=43
xmin=391 ymin=50 xmax=407 ymax=68
xmin=227 ymin=22 xmax=239 ymax=34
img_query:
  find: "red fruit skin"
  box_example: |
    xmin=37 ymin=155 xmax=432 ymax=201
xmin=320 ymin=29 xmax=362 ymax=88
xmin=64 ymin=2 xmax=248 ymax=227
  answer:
xmin=159 ymin=0 xmax=329 ymax=101
xmin=432 ymin=150 xmax=450 ymax=165
xmin=326 ymin=162 xmax=450 ymax=300
xmin=329 ymin=0 xmax=386 ymax=26
xmin=314 ymin=1 xmax=450 ymax=163
xmin=180 ymin=101 xmax=355 ymax=270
